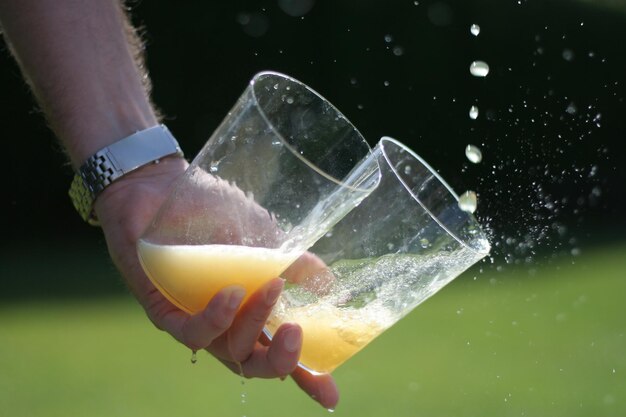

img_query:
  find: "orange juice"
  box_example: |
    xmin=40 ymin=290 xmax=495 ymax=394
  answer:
xmin=267 ymin=302 xmax=389 ymax=374
xmin=137 ymin=239 xmax=299 ymax=314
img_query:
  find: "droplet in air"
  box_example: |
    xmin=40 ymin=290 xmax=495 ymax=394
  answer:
xmin=562 ymin=48 xmax=574 ymax=61
xmin=469 ymin=61 xmax=490 ymax=77
xmin=465 ymin=144 xmax=483 ymax=163
xmin=469 ymin=105 xmax=479 ymax=119
xmin=458 ymin=191 xmax=478 ymax=214
xmin=565 ymin=102 xmax=577 ymax=115
xmin=191 ymin=350 xmax=197 ymax=364
xmin=393 ymin=46 xmax=404 ymax=56
xmin=470 ymin=24 xmax=480 ymax=36
xmin=278 ymin=0 xmax=315 ymax=17
xmin=384 ymin=34 xmax=393 ymax=43
xmin=327 ymin=408 xmax=335 ymax=413
xmin=404 ymin=165 xmax=412 ymax=175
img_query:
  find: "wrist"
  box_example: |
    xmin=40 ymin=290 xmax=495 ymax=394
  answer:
xmin=69 ymin=124 xmax=185 ymax=225
xmin=94 ymin=154 xmax=188 ymax=212
xmin=59 ymin=100 xmax=160 ymax=170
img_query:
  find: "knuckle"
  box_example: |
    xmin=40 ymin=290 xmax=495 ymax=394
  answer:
xmin=208 ymin=310 xmax=231 ymax=332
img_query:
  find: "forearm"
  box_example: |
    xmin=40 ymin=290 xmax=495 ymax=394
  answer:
xmin=0 ymin=0 xmax=158 ymax=168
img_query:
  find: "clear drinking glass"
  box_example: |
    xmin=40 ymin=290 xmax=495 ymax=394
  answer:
xmin=137 ymin=72 xmax=380 ymax=314
xmin=266 ymin=136 xmax=491 ymax=374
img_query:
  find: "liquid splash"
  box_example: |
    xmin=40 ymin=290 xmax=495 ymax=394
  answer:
xmin=469 ymin=61 xmax=490 ymax=77
xmin=465 ymin=145 xmax=483 ymax=164
xmin=469 ymin=105 xmax=479 ymax=120
xmin=458 ymin=191 xmax=478 ymax=214
xmin=470 ymin=24 xmax=480 ymax=36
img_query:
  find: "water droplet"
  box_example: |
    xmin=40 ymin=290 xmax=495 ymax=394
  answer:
xmin=458 ymin=191 xmax=478 ymax=214
xmin=562 ymin=48 xmax=574 ymax=61
xmin=403 ymin=165 xmax=412 ymax=175
xmin=469 ymin=61 xmax=490 ymax=77
xmin=237 ymin=13 xmax=251 ymax=25
xmin=327 ymin=408 xmax=335 ymax=413
xmin=470 ymin=24 xmax=480 ymax=36
xmin=465 ymin=144 xmax=483 ymax=163
xmin=591 ymin=186 xmax=602 ymax=197
xmin=383 ymin=80 xmax=390 ymax=87
xmin=393 ymin=46 xmax=404 ymax=56
xmin=384 ymin=34 xmax=393 ymax=43
xmin=420 ymin=238 xmax=430 ymax=248
xmin=565 ymin=102 xmax=577 ymax=115
xmin=190 ymin=350 xmax=197 ymax=364
xmin=469 ymin=105 xmax=479 ymax=119
xmin=278 ymin=0 xmax=315 ymax=17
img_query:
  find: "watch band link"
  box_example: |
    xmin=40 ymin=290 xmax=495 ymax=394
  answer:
xmin=69 ymin=124 xmax=184 ymax=226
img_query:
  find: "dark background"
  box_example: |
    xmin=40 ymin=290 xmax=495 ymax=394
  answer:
xmin=2 ymin=0 xmax=625 ymax=273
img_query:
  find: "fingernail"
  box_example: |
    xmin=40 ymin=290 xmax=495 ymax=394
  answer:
xmin=265 ymin=279 xmax=284 ymax=306
xmin=283 ymin=326 xmax=301 ymax=353
xmin=226 ymin=287 xmax=246 ymax=309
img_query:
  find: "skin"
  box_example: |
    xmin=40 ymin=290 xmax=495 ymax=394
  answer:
xmin=0 ymin=0 xmax=338 ymax=409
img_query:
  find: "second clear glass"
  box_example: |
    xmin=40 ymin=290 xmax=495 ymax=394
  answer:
xmin=266 ymin=137 xmax=491 ymax=374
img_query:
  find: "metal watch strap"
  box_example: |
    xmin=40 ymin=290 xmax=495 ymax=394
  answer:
xmin=69 ymin=124 xmax=184 ymax=226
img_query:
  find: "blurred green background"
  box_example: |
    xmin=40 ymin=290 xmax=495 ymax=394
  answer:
xmin=1 ymin=0 xmax=625 ymax=416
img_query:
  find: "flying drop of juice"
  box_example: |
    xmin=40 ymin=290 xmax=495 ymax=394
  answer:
xmin=470 ymin=24 xmax=480 ymax=36
xmin=469 ymin=61 xmax=490 ymax=77
xmin=191 ymin=350 xmax=197 ymax=364
xmin=465 ymin=144 xmax=483 ymax=163
xmin=469 ymin=105 xmax=479 ymax=119
xmin=458 ymin=191 xmax=478 ymax=214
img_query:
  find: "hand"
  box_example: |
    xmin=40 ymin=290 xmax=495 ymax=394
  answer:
xmin=93 ymin=156 xmax=339 ymax=409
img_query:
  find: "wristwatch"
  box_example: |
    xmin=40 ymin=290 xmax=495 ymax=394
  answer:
xmin=69 ymin=124 xmax=184 ymax=226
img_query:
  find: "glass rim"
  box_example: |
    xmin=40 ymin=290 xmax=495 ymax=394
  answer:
xmin=379 ymin=136 xmax=491 ymax=256
xmin=250 ymin=71 xmax=380 ymax=193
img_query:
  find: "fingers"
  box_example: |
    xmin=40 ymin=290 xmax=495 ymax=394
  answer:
xmin=291 ymin=366 xmax=340 ymax=410
xmin=225 ymin=278 xmax=284 ymax=362
xmin=220 ymin=323 xmax=303 ymax=378
xmin=180 ymin=285 xmax=246 ymax=350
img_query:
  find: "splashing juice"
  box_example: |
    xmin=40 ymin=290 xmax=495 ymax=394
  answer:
xmin=137 ymin=239 xmax=299 ymax=314
xmin=266 ymin=302 xmax=389 ymax=374
xmin=267 ymin=247 xmax=489 ymax=374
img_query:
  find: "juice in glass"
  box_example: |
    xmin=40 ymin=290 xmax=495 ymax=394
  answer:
xmin=137 ymin=239 xmax=299 ymax=314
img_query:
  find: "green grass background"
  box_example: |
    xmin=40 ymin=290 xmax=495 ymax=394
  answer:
xmin=1 ymin=245 xmax=624 ymax=417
